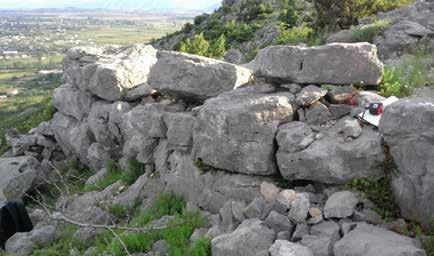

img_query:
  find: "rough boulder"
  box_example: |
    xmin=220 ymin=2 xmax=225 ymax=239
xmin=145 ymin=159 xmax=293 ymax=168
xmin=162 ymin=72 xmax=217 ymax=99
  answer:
xmin=253 ymin=43 xmax=384 ymax=85
xmin=63 ymin=44 xmax=158 ymax=101
xmin=277 ymin=120 xmax=385 ymax=184
xmin=148 ymin=51 xmax=252 ymax=102
xmin=380 ymin=98 xmax=434 ymax=229
xmin=192 ymin=87 xmax=296 ymax=176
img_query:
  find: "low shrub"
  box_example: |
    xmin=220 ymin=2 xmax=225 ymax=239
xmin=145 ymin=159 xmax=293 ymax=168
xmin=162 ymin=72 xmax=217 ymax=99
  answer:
xmin=314 ymin=0 xmax=414 ymax=29
xmin=347 ymin=178 xmax=399 ymax=220
xmin=85 ymin=159 xmax=145 ymax=192
xmin=352 ymin=19 xmax=391 ymax=43
xmin=380 ymin=52 xmax=434 ymax=97
xmin=276 ymin=24 xmax=314 ymax=45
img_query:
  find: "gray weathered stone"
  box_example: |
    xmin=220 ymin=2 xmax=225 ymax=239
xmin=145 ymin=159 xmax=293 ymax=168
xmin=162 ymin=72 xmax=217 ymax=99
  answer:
xmin=269 ymin=240 xmax=314 ymax=256
xmin=292 ymin=223 xmax=309 ymax=242
xmin=260 ymin=181 xmax=281 ymax=203
xmin=0 ymin=156 xmax=42 ymax=202
xmin=254 ymin=43 xmax=384 ymax=85
xmin=310 ymin=221 xmax=341 ymax=242
xmin=380 ymin=98 xmax=434 ymax=229
xmin=164 ymin=112 xmax=195 ymax=152
xmin=5 ymin=225 xmax=56 ymax=256
xmin=276 ymin=122 xmax=315 ymax=154
xmin=192 ymin=87 xmax=296 ymax=176
xmin=53 ymin=83 xmax=93 ymax=121
xmin=51 ymin=112 xmax=93 ymax=165
xmin=64 ymin=44 xmax=158 ymax=101
xmin=125 ymin=83 xmax=156 ymax=101
xmin=277 ymin=122 xmax=385 ymax=184
xmin=324 ymin=191 xmax=359 ymax=219
xmin=265 ymin=211 xmax=294 ymax=234
xmin=329 ymin=104 xmax=353 ymax=120
xmin=220 ymin=201 xmax=237 ymax=233
xmin=326 ymin=30 xmax=358 ymax=44
xmin=375 ymin=20 xmax=434 ymax=59
xmin=305 ymin=101 xmax=332 ymax=125
xmin=296 ymin=85 xmax=328 ymax=107
xmin=212 ymin=219 xmax=275 ymax=256
xmin=148 ymin=51 xmax=252 ymax=102
xmin=326 ymin=86 xmax=355 ymax=104
xmin=88 ymin=101 xmax=132 ymax=149
xmin=334 ymin=223 xmax=426 ymax=256
xmin=243 ymin=197 xmax=270 ymax=220
xmin=338 ymin=118 xmax=363 ymax=139
xmin=161 ymin=151 xmax=264 ymax=214
xmin=301 ymin=235 xmax=335 ymax=256
xmin=288 ymin=193 xmax=310 ymax=223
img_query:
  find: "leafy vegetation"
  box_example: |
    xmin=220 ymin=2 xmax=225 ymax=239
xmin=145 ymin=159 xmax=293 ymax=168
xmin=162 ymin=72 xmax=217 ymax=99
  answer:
xmin=347 ymin=178 xmax=399 ymax=220
xmin=276 ymin=24 xmax=315 ymax=46
xmin=380 ymin=52 xmax=434 ymax=97
xmin=352 ymin=19 xmax=391 ymax=43
xmin=314 ymin=0 xmax=414 ymax=29
xmin=105 ymin=193 xmax=209 ymax=256
xmin=25 ymin=193 xmax=210 ymax=256
xmin=85 ymin=159 xmax=145 ymax=191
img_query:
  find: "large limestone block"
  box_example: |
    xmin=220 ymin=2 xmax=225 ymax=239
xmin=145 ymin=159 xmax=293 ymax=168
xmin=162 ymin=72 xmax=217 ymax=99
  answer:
xmin=211 ymin=219 xmax=275 ymax=256
xmin=277 ymin=120 xmax=385 ymax=184
xmin=148 ymin=51 xmax=253 ymax=102
xmin=0 ymin=156 xmax=42 ymax=202
xmin=51 ymin=112 xmax=93 ymax=165
xmin=162 ymin=151 xmax=266 ymax=213
xmin=53 ymin=84 xmax=93 ymax=121
xmin=88 ymin=101 xmax=132 ymax=149
xmin=254 ymin=43 xmax=384 ymax=85
xmin=192 ymin=87 xmax=296 ymax=176
xmin=334 ymin=223 xmax=426 ymax=256
xmin=163 ymin=112 xmax=196 ymax=152
xmin=121 ymin=102 xmax=185 ymax=163
xmin=64 ymin=44 xmax=158 ymax=101
xmin=379 ymin=98 xmax=434 ymax=229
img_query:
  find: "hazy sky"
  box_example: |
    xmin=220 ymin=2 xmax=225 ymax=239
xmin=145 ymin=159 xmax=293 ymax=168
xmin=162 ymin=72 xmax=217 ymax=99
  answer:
xmin=0 ymin=0 xmax=221 ymax=10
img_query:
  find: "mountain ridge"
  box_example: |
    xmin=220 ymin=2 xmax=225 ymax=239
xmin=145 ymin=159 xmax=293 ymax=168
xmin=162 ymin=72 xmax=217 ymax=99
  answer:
xmin=0 ymin=0 xmax=221 ymax=12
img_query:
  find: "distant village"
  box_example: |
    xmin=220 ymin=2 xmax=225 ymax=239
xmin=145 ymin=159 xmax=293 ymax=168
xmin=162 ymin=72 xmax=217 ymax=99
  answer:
xmin=0 ymin=9 xmax=190 ymax=60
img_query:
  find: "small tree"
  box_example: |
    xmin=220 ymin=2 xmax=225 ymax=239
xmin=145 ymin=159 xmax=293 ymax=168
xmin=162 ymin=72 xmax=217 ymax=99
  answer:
xmin=178 ymin=33 xmax=210 ymax=56
xmin=209 ymin=35 xmax=227 ymax=58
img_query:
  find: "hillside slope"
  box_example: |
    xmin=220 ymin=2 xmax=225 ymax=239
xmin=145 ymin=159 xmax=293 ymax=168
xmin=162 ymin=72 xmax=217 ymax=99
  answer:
xmin=152 ymin=0 xmax=420 ymax=64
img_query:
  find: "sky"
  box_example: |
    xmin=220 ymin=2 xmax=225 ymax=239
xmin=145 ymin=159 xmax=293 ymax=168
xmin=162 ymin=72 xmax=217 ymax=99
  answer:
xmin=0 ymin=0 xmax=221 ymax=11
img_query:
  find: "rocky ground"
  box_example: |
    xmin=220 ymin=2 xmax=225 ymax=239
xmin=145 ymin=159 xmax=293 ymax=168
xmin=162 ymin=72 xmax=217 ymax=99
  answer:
xmin=0 ymin=1 xmax=434 ymax=256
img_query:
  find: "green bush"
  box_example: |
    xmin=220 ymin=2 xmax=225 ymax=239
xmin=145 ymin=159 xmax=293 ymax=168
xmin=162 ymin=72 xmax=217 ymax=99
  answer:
xmin=224 ymin=21 xmax=255 ymax=43
xmin=279 ymin=0 xmax=301 ymax=27
xmin=380 ymin=66 xmax=408 ymax=97
xmin=208 ymin=35 xmax=227 ymax=58
xmin=238 ymin=0 xmax=273 ymax=21
xmin=314 ymin=0 xmax=413 ymax=29
xmin=352 ymin=19 xmax=391 ymax=43
xmin=178 ymin=33 xmax=210 ymax=56
xmin=380 ymin=53 xmax=434 ymax=97
xmin=276 ymin=24 xmax=314 ymax=45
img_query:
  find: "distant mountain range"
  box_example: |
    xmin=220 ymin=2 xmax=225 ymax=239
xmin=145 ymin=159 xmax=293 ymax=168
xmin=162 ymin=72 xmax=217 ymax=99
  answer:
xmin=0 ymin=0 xmax=222 ymax=12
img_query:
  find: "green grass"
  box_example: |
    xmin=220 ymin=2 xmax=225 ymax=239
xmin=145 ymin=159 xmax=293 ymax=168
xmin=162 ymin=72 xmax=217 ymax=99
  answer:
xmin=107 ymin=193 xmax=209 ymax=256
xmin=347 ymin=178 xmax=399 ymax=221
xmin=21 ymin=193 xmax=210 ymax=256
xmin=352 ymin=19 xmax=391 ymax=43
xmin=31 ymin=225 xmax=87 ymax=256
xmin=84 ymin=159 xmax=145 ymax=192
xmin=380 ymin=52 xmax=434 ymax=97
xmin=0 ymin=55 xmax=63 ymax=71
